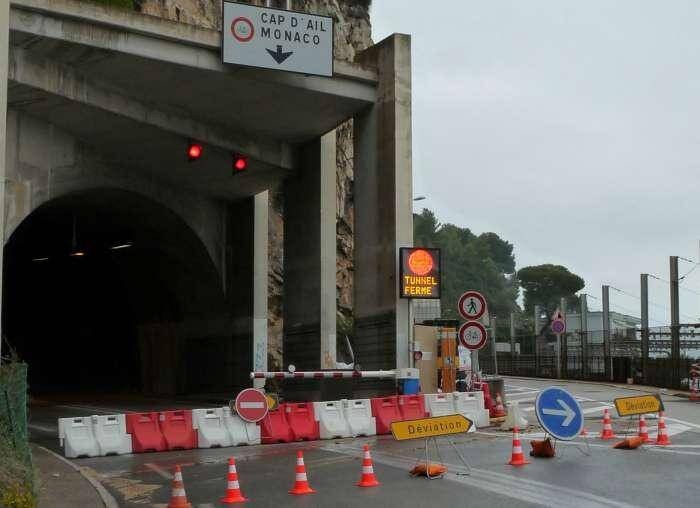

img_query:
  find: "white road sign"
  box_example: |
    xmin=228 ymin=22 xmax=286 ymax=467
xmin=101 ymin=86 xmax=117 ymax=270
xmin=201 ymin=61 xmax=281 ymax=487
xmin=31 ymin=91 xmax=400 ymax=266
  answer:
xmin=222 ymin=1 xmax=333 ymax=77
xmin=458 ymin=291 xmax=487 ymax=320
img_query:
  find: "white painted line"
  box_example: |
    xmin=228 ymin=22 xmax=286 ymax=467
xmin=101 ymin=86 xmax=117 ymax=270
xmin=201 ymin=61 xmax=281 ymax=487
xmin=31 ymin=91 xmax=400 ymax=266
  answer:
xmin=322 ymin=442 xmax=636 ymax=507
xmin=665 ymin=416 xmax=700 ymax=430
xmin=239 ymin=402 xmax=265 ymax=409
xmin=582 ymin=405 xmax=614 ymax=415
xmin=648 ymin=448 xmax=700 ymax=456
xmin=55 ymin=404 xmax=118 ymax=415
xmin=144 ymin=463 xmax=172 ymax=480
xmin=28 ymin=423 xmax=57 ymax=434
xmin=506 ymin=395 xmax=537 ymax=404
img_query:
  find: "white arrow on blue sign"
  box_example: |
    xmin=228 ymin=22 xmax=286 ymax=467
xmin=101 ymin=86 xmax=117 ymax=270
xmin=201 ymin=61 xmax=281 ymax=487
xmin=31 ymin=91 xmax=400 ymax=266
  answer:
xmin=534 ymin=387 xmax=584 ymax=441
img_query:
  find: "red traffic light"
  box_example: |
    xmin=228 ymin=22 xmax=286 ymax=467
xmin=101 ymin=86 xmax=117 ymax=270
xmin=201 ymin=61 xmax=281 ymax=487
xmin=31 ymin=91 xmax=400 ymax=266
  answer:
xmin=188 ymin=142 xmax=203 ymax=161
xmin=233 ymin=154 xmax=248 ymax=172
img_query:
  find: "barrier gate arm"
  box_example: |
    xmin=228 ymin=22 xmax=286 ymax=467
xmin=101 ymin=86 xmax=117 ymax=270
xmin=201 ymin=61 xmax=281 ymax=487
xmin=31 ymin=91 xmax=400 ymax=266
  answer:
xmin=250 ymin=370 xmax=398 ymax=380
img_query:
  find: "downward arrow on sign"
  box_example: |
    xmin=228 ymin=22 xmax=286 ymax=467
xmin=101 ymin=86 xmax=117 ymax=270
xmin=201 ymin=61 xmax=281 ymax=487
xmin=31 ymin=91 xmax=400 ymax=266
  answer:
xmin=542 ymin=398 xmax=576 ymax=426
xmin=266 ymin=45 xmax=294 ymax=64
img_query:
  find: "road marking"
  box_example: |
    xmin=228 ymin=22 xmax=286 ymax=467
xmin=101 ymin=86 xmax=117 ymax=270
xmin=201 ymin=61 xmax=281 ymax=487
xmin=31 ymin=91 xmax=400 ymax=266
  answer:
xmin=582 ymin=405 xmax=614 ymax=415
xmin=144 ymin=463 xmax=172 ymax=480
xmin=322 ymin=442 xmax=638 ymax=508
xmin=28 ymin=423 xmax=57 ymax=434
xmin=55 ymin=404 xmax=119 ymax=415
xmin=648 ymin=447 xmax=700 ymax=456
xmin=665 ymin=416 xmax=700 ymax=430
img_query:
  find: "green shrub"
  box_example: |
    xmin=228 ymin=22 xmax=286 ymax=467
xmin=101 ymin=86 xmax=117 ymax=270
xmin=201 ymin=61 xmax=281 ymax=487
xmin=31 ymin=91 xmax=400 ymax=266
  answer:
xmin=83 ymin=0 xmax=135 ymax=9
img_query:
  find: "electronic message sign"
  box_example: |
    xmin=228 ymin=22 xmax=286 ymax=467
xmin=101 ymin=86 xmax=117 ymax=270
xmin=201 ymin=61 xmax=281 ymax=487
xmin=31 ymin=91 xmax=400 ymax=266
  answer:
xmin=399 ymin=247 xmax=441 ymax=299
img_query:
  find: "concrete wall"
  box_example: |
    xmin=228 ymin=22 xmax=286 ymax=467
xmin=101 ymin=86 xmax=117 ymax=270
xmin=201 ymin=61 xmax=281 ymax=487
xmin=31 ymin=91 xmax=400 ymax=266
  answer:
xmin=3 ymin=109 xmax=226 ymax=275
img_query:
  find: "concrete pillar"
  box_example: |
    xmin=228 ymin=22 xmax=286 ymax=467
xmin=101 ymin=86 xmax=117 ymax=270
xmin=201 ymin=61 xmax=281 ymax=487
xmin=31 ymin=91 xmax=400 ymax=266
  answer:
xmin=283 ymin=132 xmax=337 ymax=371
xmin=0 ymin=0 xmax=9 ymax=359
xmin=354 ymin=34 xmax=413 ymax=372
xmin=228 ymin=192 xmax=268 ymax=391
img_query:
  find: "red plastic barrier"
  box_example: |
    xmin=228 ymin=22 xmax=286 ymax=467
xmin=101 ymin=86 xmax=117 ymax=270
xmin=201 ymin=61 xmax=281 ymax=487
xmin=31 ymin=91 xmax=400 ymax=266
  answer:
xmin=371 ymin=396 xmax=402 ymax=435
xmin=159 ymin=410 xmax=197 ymax=451
xmin=283 ymin=402 xmax=320 ymax=441
xmin=126 ymin=412 xmax=167 ymax=453
xmin=259 ymin=408 xmax=294 ymax=444
xmin=475 ymin=382 xmax=495 ymax=415
xmin=398 ymin=394 xmax=428 ymax=420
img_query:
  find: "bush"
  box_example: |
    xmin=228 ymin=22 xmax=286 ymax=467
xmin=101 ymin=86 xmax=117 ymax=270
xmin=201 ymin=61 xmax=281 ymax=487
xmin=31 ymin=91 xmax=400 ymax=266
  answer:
xmin=0 ymin=430 xmax=36 ymax=508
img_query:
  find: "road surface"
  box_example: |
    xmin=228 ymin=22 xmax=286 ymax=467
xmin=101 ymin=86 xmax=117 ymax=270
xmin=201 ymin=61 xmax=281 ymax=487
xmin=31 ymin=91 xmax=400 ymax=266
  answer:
xmin=29 ymin=378 xmax=700 ymax=507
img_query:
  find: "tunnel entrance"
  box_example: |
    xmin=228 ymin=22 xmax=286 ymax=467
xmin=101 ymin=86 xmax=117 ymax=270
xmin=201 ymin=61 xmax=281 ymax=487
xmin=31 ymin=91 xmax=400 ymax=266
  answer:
xmin=2 ymin=189 xmax=234 ymax=397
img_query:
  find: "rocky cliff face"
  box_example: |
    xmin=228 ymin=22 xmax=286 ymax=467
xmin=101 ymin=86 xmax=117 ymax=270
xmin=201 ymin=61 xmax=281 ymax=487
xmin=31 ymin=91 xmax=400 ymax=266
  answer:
xmin=135 ymin=0 xmax=372 ymax=370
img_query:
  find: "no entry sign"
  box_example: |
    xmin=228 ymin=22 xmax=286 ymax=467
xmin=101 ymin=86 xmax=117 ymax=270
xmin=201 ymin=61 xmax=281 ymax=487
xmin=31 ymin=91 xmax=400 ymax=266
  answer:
xmin=458 ymin=291 xmax=487 ymax=320
xmin=235 ymin=388 xmax=269 ymax=423
xmin=458 ymin=321 xmax=488 ymax=350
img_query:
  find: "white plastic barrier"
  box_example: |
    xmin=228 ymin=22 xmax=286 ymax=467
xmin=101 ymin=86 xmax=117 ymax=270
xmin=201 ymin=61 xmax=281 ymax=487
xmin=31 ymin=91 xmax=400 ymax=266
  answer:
xmin=453 ymin=392 xmax=489 ymax=428
xmin=222 ymin=407 xmax=260 ymax=445
xmin=193 ymin=408 xmax=232 ymax=448
xmin=92 ymin=415 xmax=132 ymax=456
xmin=58 ymin=416 xmax=100 ymax=458
xmin=342 ymin=399 xmax=376 ymax=437
xmin=314 ymin=401 xmax=352 ymax=439
xmin=503 ymin=401 xmax=528 ymax=430
xmin=424 ymin=393 xmax=457 ymax=417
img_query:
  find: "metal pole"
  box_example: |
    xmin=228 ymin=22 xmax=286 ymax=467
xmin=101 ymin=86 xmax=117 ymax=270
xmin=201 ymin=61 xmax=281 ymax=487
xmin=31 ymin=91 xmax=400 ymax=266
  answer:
xmin=602 ymin=285 xmax=612 ymax=381
xmin=534 ymin=304 xmax=541 ymax=375
xmin=0 ymin=0 xmax=9 ymax=362
xmin=670 ymin=256 xmax=681 ymax=386
xmin=491 ymin=316 xmax=498 ymax=376
xmin=580 ymin=294 xmax=588 ymax=379
xmin=560 ymin=296 xmax=567 ymax=378
xmin=510 ymin=312 xmax=516 ymax=374
xmin=640 ymin=274 xmax=649 ymax=383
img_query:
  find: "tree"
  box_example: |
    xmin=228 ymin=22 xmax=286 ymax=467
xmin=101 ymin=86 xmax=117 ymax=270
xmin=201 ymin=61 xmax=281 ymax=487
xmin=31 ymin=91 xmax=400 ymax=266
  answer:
xmin=413 ymin=209 xmax=519 ymax=320
xmin=517 ymin=264 xmax=585 ymax=327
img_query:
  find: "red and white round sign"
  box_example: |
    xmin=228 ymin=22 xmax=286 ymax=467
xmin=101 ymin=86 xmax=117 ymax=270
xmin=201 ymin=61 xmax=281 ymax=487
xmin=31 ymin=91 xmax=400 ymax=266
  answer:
xmin=458 ymin=291 xmax=487 ymax=320
xmin=458 ymin=321 xmax=488 ymax=350
xmin=235 ymin=388 xmax=268 ymax=423
xmin=231 ymin=16 xmax=255 ymax=43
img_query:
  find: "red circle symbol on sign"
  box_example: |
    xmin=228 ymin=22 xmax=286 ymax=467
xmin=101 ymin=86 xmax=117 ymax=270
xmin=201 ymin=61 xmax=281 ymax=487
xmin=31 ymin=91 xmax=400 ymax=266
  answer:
xmin=459 ymin=321 xmax=487 ymax=350
xmin=408 ymin=249 xmax=434 ymax=276
xmin=551 ymin=320 xmax=566 ymax=334
xmin=231 ymin=17 xmax=255 ymax=42
xmin=458 ymin=291 xmax=487 ymax=320
xmin=235 ymin=388 xmax=269 ymax=423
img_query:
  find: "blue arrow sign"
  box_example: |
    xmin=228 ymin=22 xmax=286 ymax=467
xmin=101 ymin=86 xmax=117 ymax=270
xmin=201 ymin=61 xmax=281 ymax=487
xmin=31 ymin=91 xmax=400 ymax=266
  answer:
xmin=535 ymin=387 xmax=584 ymax=441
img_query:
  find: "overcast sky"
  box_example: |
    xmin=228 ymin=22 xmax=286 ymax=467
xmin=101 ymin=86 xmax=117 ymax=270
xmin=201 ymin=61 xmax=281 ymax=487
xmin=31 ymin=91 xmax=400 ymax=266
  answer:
xmin=371 ymin=0 xmax=700 ymax=324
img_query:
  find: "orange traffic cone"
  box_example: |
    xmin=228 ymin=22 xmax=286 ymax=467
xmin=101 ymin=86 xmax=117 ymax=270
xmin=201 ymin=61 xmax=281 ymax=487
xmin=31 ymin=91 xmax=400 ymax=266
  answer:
xmin=167 ymin=465 xmax=192 ymax=508
xmin=356 ymin=445 xmax=380 ymax=487
xmin=580 ymin=427 xmax=589 ymax=437
xmin=493 ymin=393 xmax=507 ymax=418
xmin=507 ymin=426 xmax=530 ymax=466
xmin=220 ymin=457 xmax=248 ymax=504
xmin=599 ymin=408 xmax=615 ymax=440
xmin=289 ymin=451 xmax=316 ymax=495
xmin=655 ymin=411 xmax=671 ymax=446
xmin=638 ymin=415 xmax=652 ymax=444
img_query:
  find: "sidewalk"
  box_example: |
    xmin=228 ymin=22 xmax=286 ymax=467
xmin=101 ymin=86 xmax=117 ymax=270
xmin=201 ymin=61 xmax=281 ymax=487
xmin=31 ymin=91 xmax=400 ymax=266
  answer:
xmin=31 ymin=444 xmax=114 ymax=508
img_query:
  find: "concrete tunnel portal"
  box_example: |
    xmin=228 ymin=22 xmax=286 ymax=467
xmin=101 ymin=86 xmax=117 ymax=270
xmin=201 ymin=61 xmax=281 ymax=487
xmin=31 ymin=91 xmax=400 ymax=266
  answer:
xmin=3 ymin=189 xmax=235 ymax=397
xmin=1 ymin=0 xmax=414 ymax=407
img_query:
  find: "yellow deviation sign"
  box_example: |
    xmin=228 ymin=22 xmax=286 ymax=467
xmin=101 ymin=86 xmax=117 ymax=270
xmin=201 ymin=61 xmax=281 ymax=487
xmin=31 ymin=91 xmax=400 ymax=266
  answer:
xmin=614 ymin=394 xmax=664 ymax=417
xmin=391 ymin=414 xmax=472 ymax=441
